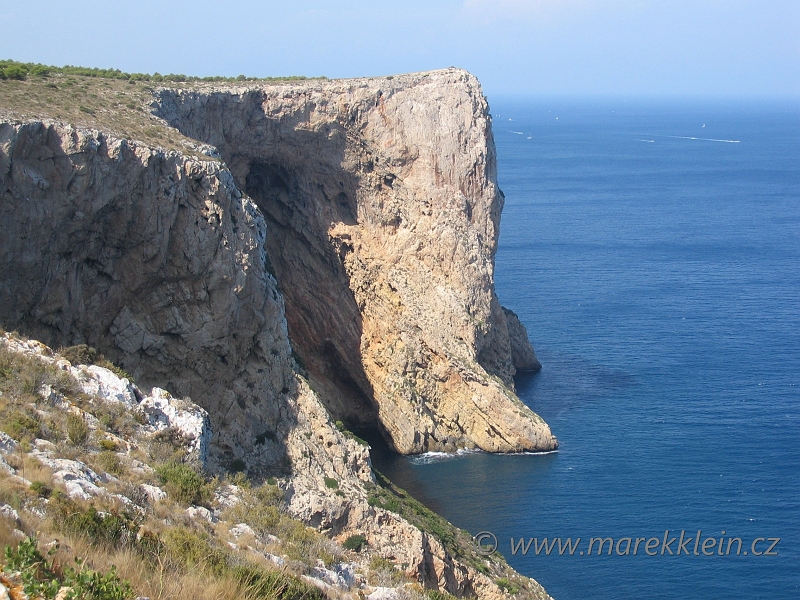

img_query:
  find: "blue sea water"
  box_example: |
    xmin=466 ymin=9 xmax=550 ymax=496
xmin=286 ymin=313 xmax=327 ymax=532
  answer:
xmin=370 ymin=98 xmax=800 ymax=599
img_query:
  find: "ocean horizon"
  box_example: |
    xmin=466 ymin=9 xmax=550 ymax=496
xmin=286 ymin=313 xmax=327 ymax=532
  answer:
xmin=370 ymin=96 xmax=800 ymax=599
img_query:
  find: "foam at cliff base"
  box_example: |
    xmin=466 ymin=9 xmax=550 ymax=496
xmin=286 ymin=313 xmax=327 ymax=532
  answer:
xmin=409 ymin=448 xmax=558 ymax=465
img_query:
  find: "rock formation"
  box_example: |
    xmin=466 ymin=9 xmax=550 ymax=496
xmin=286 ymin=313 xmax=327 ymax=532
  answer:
xmin=1 ymin=67 xmax=555 ymax=599
xmin=153 ymin=68 xmax=556 ymax=454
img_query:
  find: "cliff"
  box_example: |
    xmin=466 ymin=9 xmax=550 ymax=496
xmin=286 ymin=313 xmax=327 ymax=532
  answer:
xmin=0 ymin=67 xmax=554 ymax=599
xmin=152 ymin=68 xmax=555 ymax=455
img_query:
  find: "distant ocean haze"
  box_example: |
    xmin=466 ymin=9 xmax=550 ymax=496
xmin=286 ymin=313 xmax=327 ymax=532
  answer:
xmin=370 ymin=98 xmax=800 ymax=600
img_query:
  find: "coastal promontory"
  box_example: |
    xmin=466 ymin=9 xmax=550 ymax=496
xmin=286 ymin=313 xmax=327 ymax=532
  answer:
xmin=0 ymin=64 xmax=554 ymax=599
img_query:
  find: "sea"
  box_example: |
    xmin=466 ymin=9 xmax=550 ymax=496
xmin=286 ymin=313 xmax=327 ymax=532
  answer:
xmin=368 ymin=97 xmax=800 ymax=599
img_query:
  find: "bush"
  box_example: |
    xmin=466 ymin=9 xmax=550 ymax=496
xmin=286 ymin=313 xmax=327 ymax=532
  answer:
xmin=233 ymin=563 xmax=325 ymax=600
xmin=63 ymin=561 xmax=133 ymax=600
xmin=343 ymin=534 xmax=367 ymax=552
xmin=50 ymin=496 xmax=137 ymax=548
xmin=495 ymin=577 xmax=520 ymax=594
xmin=221 ymin=484 xmax=283 ymax=537
xmin=60 ymin=344 xmax=131 ymax=380
xmin=324 ymin=477 xmax=338 ymax=490
xmin=277 ymin=519 xmax=337 ymax=566
xmin=29 ymin=481 xmax=52 ymax=498
xmin=2 ymin=537 xmax=133 ymax=599
xmin=66 ymin=413 xmax=89 ymax=445
xmin=158 ymin=528 xmax=324 ymax=600
xmin=368 ymin=556 xmax=408 ymax=586
xmin=60 ymin=344 xmax=100 ymax=365
xmin=98 ymin=439 xmax=118 ymax=451
xmin=367 ymin=470 xmax=493 ymax=575
xmin=0 ymin=59 xmax=326 ymax=85
xmin=95 ymin=450 xmax=125 ymax=476
xmin=161 ymin=527 xmax=227 ymax=577
xmin=2 ymin=65 xmax=27 ymax=80
xmin=2 ymin=410 xmax=40 ymax=441
xmin=0 ymin=344 xmax=78 ymax=405
xmin=334 ymin=420 xmax=369 ymax=446
xmin=426 ymin=591 xmax=458 ymax=600
xmin=148 ymin=427 xmax=194 ymax=463
xmin=155 ymin=463 xmax=208 ymax=506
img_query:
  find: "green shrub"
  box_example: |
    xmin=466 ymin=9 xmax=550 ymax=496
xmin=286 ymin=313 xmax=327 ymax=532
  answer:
xmin=222 ymin=484 xmax=283 ymax=537
xmin=0 ymin=59 xmax=326 ymax=85
xmin=495 ymin=577 xmax=520 ymax=594
xmin=161 ymin=527 xmax=227 ymax=577
xmin=426 ymin=591 xmax=458 ymax=600
xmin=157 ymin=528 xmax=324 ymax=600
xmin=0 ymin=345 xmax=78 ymax=407
xmin=233 ymin=563 xmax=325 ymax=600
xmin=254 ymin=482 xmax=284 ymax=506
xmin=50 ymin=496 xmax=137 ymax=548
xmin=60 ymin=344 xmax=131 ymax=380
xmin=367 ymin=493 xmax=400 ymax=513
xmin=367 ymin=471 xmax=494 ymax=575
xmin=343 ymin=534 xmax=367 ymax=552
xmin=95 ymin=450 xmax=125 ymax=476
xmin=28 ymin=65 xmax=50 ymax=77
xmin=98 ymin=439 xmax=118 ymax=451
xmin=2 ymin=65 xmax=27 ymax=80
xmin=155 ymin=462 xmax=208 ymax=506
xmin=278 ymin=519 xmax=336 ymax=565
xmin=29 ymin=480 xmax=52 ymax=498
xmin=62 ymin=561 xmax=133 ymax=600
xmin=2 ymin=537 xmax=133 ymax=599
xmin=324 ymin=477 xmax=339 ymax=490
xmin=66 ymin=413 xmax=89 ymax=445
xmin=2 ymin=410 xmax=40 ymax=441
xmin=95 ymin=404 xmax=138 ymax=437
xmin=334 ymin=420 xmax=369 ymax=446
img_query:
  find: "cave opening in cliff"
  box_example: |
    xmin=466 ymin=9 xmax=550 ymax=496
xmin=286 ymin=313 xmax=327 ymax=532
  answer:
xmin=242 ymin=160 xmax=388 ymax=441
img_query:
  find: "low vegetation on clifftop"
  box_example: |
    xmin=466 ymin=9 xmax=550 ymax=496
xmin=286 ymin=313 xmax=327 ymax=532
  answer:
xmin=0 ymin=59 xmax=323 ymax=155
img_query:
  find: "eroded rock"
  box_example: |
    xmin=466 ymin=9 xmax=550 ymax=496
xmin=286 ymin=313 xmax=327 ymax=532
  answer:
xmin=141 ymin=387 xmax=211 ymax=464
xmin=153 ymin=69 xmax=557 ymax=455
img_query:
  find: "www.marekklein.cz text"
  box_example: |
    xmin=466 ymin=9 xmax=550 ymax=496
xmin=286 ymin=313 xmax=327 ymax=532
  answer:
xmin=509 ymin=531 xmax=780 ymax=557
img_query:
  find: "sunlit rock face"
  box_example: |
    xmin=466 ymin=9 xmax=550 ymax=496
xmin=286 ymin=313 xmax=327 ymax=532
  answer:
xmin=154 ymin=68 xmax=556 ymax=454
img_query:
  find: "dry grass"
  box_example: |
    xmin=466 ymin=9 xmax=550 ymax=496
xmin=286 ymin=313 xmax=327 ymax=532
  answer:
xmin=0 ymin=75 xmax=206 ymax=155
xmin=51 ymin=537 xmax=250 ymax=600
xmin=0 ymin=67 xmax=322 ymax=159
xmin=0 ymin=334 xmax=335 ymax=599
xmin=16 ymin=453 xmax=54 ymax=487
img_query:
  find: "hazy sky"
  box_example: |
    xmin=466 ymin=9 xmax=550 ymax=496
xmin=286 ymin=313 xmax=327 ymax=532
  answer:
xmin=1 ymin=0 xmax=798 ymax=97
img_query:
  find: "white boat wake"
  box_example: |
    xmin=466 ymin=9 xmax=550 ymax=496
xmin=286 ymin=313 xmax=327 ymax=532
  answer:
xmin=666 ymin=135 xmax=740 ymax=143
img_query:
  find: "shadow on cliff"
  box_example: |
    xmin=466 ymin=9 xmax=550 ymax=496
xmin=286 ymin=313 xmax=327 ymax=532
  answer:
xmin=0 ymin=121 xmax=306 ymax=478
xmin=242 ymin=161 xmax=380 ymax=429
xmin=155 ymin=90 xmax=389 ymax=441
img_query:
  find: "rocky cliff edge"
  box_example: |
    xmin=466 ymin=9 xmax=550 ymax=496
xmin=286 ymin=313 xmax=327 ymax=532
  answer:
xmin=152 ymin=68 xmax=555 ymax=455
xmin=0 ymin=67 xmax=554 ymax=599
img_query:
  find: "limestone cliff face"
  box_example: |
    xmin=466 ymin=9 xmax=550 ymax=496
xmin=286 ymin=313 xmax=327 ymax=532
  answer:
xmin=1 ymin=69 xmax=556 ymax=598
xmin=0 ymin=120 xmax=372 ymax=484
xmin=153 ymin=68 xmax=556 ymax=454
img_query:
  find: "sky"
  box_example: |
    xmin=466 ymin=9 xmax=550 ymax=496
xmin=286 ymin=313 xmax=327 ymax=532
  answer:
xmin=1 ymin=0 xmax=798 ymax=97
